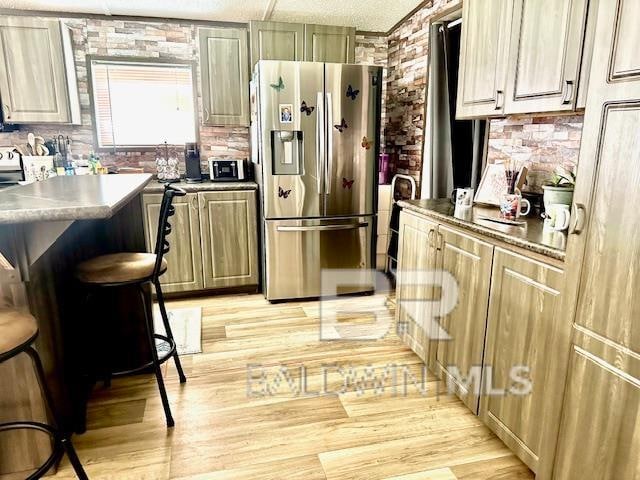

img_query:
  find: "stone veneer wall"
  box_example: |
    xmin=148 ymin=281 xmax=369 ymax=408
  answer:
xmin=385 ymin=0 xmax=461 ymax=193
xmin=383 ymin=0 xmax=584 ymax=195
xmin=0 ymin=16 xmax=387 ymax=173
xmin=487 ymin=114 xmax=584 ymax=193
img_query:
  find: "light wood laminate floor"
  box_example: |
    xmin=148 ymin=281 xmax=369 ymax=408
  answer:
xmin=52 ymin=293 xmax=533 ymax=479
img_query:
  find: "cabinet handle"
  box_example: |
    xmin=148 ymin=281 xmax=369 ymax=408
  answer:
xmin=569 ymin=203 xmax=586 ymax=235
xmin=191 ymin=195 xmax=198 ymax=209
xmin=427 ymin=229 xmax=435 ymax=248
xmin=204 ymin=107 xmax=210 ymax=123
xmin=562 ymin=80 xmax=575 ymax=105
xmin=4 ymin=104 xmax=10 ymax=120
xmin=436 ymin=232 xmax=443 ymax=251
xmin=494 ymin=90 xmax=504 ymax=111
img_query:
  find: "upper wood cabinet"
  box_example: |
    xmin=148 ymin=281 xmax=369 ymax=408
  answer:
xmin=480 ymin=248 xmax=564 ymax=475
xmin=457 ymin=0 xmax=593 ymax=117
xmin=142 ymin=193 xmax=204 ymax=293
xmin=0 ymin=17 xmax=80 ymax=124
xmin=198 ymin=190 xmax=258 ymax=289
xmin=435 ymin=225 xmax=493 ymax=414
xmin=249 ymin=21 xmax=304 ymax=66
xmin=396 ymin=211 xmax=439 ymax=367
xmin=198 ymin=27 xmax=250 ymax=127
xmin=249 ymin=21 xmax=356 ymax=67
xmin=304 ymin=24 xmax=356 ymax=63
xmin=456 ymin=0 xmax=514 ymax=118
xmin=503 ymin=0 xmax=589 ymax=114
xmin=553 ymin=0 xmax=640 ymax=477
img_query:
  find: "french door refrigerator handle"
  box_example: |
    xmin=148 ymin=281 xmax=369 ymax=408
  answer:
xmin=316 ymin=91 xmax=325 ymax=193
xmin=325 ymin=92 xmax=334 ymax=195
xmin=277 ymin=223 xmax=369 ymax=232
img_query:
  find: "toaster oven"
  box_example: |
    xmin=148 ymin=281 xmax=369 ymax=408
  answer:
xmin=209 ymin=158 xmax=245 ymax=181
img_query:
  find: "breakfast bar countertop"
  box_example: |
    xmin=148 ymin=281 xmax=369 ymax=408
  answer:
xmin=0 ymin=174 xmax=153 ymax=224
xmin=398 ymin=198 xmax=567 ymax=261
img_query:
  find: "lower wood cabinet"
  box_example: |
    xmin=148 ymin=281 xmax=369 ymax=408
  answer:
xmin=198 ymin=190 xmax=258 ymax=289
xmin=480 ymin=248 xmax=564 ymax=474
xmin=396 ymin=211 xmax=438 ymax=365
xmin=142 ymin=189 xmax=258 ymax=294
xmin=142 ymin=193 xmax=204 ymax=293
xmin=435 ymin=225 xmax=493 ymax=414
xmin=396 ymin=210 xmax=566 ymax=475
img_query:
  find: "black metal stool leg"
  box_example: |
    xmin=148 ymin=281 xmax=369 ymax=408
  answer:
xmin=154 ymin=280 xmax=187 ymax=384
xmin=25 ymin=346 xmax=89 ymax=480
xmin=138 ymin=286 xmax=175 ymax=428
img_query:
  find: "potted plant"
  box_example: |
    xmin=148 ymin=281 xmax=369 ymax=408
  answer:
xmin=542 ymin=166 xmax=575 ymax=211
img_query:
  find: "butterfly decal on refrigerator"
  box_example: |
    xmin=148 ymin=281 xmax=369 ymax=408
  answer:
xmin=270 ymin=76 xmax=285 ymax=91
xmin=346 ymin=84 xmax=360 ymax=100
xmin=278 ymin=186 xmax=292 ymax=199
xmin=300 ymin=101 xmax=315 ymax=116
xmin=334 ymin=118 xmax=348 ymax=133
xmin=342 ymin=178 xmax=355 ymax=189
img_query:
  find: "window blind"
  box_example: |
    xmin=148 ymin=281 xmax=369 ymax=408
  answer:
xmin=91 ymin=60 xmax=196 ymax=149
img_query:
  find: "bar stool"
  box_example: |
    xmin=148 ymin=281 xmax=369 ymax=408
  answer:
xmin=75 ymin=184 xmax=187 ymax=428
xmin=0 ymin=308 xmax=88 ymax=479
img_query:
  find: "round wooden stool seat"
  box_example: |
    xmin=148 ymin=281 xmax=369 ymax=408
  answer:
xmin=0 ymin=308 xmax=38 ymax=357
xmin=75 ymin=252 xmax=167 ymax=285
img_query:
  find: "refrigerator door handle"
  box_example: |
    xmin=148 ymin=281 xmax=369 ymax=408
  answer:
xmin=325 ymin=92 xmax=334 ymax=195
xmin=316 ymin=91 xmax=325 ymax=193
xmin=277 ymin=222 xmax=369 ymax=232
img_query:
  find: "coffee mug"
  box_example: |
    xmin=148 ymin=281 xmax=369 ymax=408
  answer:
xmin=544 ymin=203 xmax=571 ymax=231
xmin=499 ymin=189 xmax=530 ymax=220
xmin=451 ymin=188 xmax=474 ymax=207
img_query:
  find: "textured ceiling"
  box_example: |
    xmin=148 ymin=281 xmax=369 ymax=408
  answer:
xmin=0 ymin=0 xmax=423 ymax=31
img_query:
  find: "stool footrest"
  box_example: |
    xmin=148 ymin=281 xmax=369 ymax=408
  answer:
xmin=110 ymin=333 xmax=177 ymax=378
xmin=0 ymin=421 xmax=64 ymax=478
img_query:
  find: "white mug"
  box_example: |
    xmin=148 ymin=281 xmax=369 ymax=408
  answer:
xmin=544 ymin=204 xmax=571 ymax=231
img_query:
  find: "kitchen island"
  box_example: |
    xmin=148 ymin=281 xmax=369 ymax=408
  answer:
xmin=0 ymin=174 xmax=153 ymax=478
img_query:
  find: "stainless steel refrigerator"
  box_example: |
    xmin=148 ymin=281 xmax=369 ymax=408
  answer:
xmin=251 ymin=60 xmax=382 ymax=301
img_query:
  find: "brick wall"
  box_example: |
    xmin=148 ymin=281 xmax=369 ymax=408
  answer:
xmin=0 ymin=16 xmax=386 ymax=173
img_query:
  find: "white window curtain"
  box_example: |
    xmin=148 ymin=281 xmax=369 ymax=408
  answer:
xmin=91 ymin=60 xmax=196 ymax=149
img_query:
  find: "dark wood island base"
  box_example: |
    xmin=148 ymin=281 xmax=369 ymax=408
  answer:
xmin=0 ymin=175 xmax=154 ymax=478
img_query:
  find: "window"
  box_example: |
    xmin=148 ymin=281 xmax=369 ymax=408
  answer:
xmin=90 ymin=59 xmax=197 ymax=149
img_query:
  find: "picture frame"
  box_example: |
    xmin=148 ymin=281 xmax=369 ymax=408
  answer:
xmin=279 ymin=104 xmax=293 ymax=124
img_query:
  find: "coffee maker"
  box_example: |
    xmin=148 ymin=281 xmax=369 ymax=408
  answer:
xmin=185 ymin=142 xmax=202 ymax=183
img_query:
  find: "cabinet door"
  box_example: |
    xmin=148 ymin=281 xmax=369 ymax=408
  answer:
xmin=142 ymin=193 xmax=204 ymax=293
xmin=435 ymin=226 xmax=493 ymax=414
xmin=553 ymin=0 xmax=640 ymax=477
xmin=250 ymin=21 xmax=304 ymax=66
xmin=480 ymin=248 xmax=564 ymax=474
xmin=0 ymin=17 xmax=74 ymax=123
xmin=504 ymin=0 xmax=588 ymax=114
xmin=199 ymin=27 xmax=249 ymax=126
xmin=396 ymin=211 xmax=438 ymax=367
xmin=456 ymin=0 xmax=514 ymax=118
xmin=304 ymin=24 xmax=355 ymax=63
xmin=198 ymin=191 xmax=258 ymax=289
